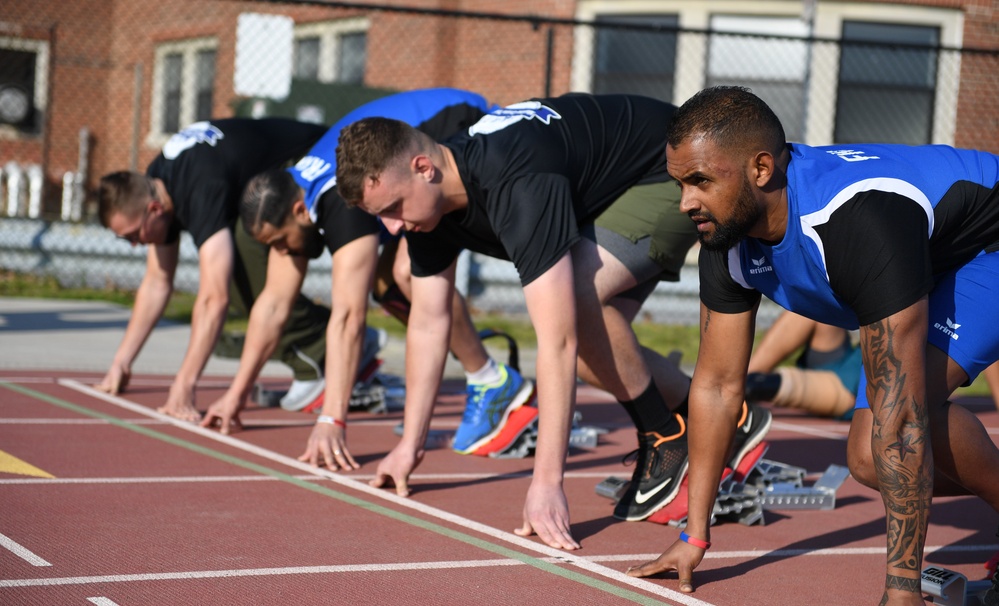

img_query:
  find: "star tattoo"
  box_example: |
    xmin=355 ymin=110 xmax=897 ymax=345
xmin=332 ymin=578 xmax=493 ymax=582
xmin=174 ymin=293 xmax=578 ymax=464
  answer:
xmin=886 ymin=430 xmax=917 ymax=462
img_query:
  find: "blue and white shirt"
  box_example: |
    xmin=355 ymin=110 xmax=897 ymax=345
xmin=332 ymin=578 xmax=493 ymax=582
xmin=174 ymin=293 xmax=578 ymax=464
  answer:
xmin=700 ymin=143 xmax=999 ymax=328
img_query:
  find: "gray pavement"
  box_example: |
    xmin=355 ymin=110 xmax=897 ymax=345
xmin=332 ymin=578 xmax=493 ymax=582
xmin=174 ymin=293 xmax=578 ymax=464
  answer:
xmin=0 ymin=297 xmax=534 ymax=384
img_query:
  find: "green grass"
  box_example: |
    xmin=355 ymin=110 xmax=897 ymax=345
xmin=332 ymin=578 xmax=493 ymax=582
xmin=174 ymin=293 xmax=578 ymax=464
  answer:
xmin=2 ymin=269 xmax=993 ymax=398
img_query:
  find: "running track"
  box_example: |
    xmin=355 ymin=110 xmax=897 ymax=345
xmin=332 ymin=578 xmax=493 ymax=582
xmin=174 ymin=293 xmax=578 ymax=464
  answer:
xmin=1 ymin=371 xmax=997 ymax=605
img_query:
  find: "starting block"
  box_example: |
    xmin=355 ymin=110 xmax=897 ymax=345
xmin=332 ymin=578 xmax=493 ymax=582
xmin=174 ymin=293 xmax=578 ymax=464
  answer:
xmin=643 ymin=441 xmax=770 ymax=528
xmin=253 ymin=358 xmax=406 ymax=414
xmin=595 ymin=442 xmax=852 ymax=527
xmin=749 ymin=460 xmax=850 ymax=511
xmin=393 ymin=408 xmax=608 ymax=457
xmin=920 ymin=566 xmax=993 ymax=605
xmin=489 ymin=409 xmax=608 ymax=458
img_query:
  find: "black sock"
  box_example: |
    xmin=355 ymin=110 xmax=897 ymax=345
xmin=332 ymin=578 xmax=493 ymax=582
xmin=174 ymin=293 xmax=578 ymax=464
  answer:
xmin=745 ymin=372 xmax=781 ymax=401
xmin=618 ymin=379 xmax=679 ymax=435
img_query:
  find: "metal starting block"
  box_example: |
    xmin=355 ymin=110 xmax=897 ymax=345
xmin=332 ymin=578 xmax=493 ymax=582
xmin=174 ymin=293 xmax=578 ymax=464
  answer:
xmin=354 ymin=374 xmax=405 ymax=414
xmin=747 ymin=459 xmax=850 ymax=511
xmin=393 ymin=410 xmax=607 ymax=457
xmin=596 ymin=446 xmax=851 ymax=528
xmin=920 ymin=566 xmax=993 ymax=605
xmin=490 ymin=411 xmax=607 ymax=459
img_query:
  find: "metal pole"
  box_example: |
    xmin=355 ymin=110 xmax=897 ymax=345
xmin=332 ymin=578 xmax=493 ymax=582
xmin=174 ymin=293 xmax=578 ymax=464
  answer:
xmin=130 ymin=63 xmax=143 ymax=171
xmin=544 ymin=25 xmax=554 ymax=97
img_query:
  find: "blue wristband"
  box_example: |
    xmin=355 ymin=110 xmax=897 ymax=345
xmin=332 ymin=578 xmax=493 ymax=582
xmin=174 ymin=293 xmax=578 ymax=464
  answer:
xmin=680 ymin=531 xmax=711 ymax=549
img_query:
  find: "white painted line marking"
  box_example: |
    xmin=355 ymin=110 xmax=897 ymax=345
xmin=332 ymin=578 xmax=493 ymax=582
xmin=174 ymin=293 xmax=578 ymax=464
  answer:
xmin=2 ymin=560 xmax=523 ymax=587
xmin=0 ymin=416 xmax=399 ymax=428
xmin=0 ymin=471 xmax=616 ymax=486
xmin=0 ymin=532 xmax=52 ymax=567
xmin=58 ymin=379 xmax=714 ymax=606
xmin=0 ymin=475 xmax=326 ymax=485
xmin=0 ymin=418 xmax=166 ymax=425
xmin=87 ymin=598 xmax=121 ymax=606
xmin=0 ymin=377 xmax=57 ymax=384
xmin=5 ymin=543 xmax=997 ymax=589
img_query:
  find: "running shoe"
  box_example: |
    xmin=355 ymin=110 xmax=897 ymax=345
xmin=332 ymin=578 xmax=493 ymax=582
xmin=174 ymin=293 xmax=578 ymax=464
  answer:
xmin=453 ymin=364 xmax=535 ymax=454
xmin=985 ymin=567 xmax=999 ymax=606
xmin=613 ymin=415 xmax=689 ymax=521
xmin=280 ymin=326 xmax=387 ymax=412
xmin=279 ymin=377 xmax=326 ymax=411
xmin=727 ymin=401 xmax=772 ymax=471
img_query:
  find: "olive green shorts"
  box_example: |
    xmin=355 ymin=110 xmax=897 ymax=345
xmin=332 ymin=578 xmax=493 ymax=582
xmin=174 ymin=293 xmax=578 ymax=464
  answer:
xmin=589 ymin=180 xmax=698 ymax=285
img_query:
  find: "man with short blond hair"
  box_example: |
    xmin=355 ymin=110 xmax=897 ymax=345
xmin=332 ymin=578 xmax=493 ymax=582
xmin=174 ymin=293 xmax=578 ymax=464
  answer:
xmin=337 ymin=93 xmax=771 ymax=549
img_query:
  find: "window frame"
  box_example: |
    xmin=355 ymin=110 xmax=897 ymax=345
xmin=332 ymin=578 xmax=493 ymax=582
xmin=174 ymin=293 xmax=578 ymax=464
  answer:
xmin=573 ymin=0 xmax=963 ymax=145
xmin=148 ymin=37 xmax=218 ymax=145
xmin=292 ymin=17 xmax=370 ymax=84
xmin=0 ymin=35 xmax=50 ymax=137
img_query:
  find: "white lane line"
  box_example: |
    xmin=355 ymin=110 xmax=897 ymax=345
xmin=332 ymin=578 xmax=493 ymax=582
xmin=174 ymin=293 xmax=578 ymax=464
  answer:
xmin=0 ymin=475 xmax=326 ymax=485
xmin=0 ymin=560 xmax=524 ymax=587
xmin=0 ymin=377 xmax=57 ymax=384
xmin=58 ymin=379 xmax=714 ymax=606
xmin=0 ymin=418 xmax=166 ymax=425
xmin=7 ymin=543 xmax=998 ymax=589
xmin=0 ymin=532 xmax=52 ymax=567
xmin=0 ymin=416 xmax=404 ymax=428
xmin=595 ymin=543 xmax=999 ymax=561
xmin=87 ymin=598 xmax=121 ymax=606
xmin=0 ymin=471 xmax=616 ymax=486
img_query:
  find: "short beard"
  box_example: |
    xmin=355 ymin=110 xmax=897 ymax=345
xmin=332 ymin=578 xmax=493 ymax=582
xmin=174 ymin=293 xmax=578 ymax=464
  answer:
xmin=291 ymin=225 xmax=326 ymax=259
xmin=697 ymin=177 xmax=763 ymax=251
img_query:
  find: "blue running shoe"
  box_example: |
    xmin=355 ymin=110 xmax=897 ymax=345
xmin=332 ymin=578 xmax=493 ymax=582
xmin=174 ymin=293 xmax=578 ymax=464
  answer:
xmin=453 ymin=364 xmax=535 ymax=454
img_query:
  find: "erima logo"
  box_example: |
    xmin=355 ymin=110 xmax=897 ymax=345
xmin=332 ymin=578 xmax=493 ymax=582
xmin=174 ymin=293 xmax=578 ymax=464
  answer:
xmin=826 ymin=149 xmax=880 ymax=163
xmin=748 ymin=256 xmax=773 ymax=275
xmin=933 ymin=317 xmax=961 ymax=340
xmin=295 ymin=155 xmax=331 ymax=182
xmin=162 ymin=122 xmax=224 ymax=159
xmin=468 ymin=102 xmax=562 ymax=136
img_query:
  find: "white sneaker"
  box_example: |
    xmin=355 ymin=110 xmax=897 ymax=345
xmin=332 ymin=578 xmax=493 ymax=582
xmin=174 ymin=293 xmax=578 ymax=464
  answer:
xmin=279 ymin=377 xmax=326 ymax=411
xmin=361 ymin=327 xmax=388 ymax=370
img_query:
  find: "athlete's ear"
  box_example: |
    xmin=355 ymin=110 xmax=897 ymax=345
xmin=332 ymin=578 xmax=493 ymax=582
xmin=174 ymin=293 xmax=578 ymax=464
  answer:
xmin=412 ymin=154 xmax=435 ymax=181
xmin=291 ymin=197 xmax=311 ymax=224
xmin=752 ymin=151 xmax=777 ymax=188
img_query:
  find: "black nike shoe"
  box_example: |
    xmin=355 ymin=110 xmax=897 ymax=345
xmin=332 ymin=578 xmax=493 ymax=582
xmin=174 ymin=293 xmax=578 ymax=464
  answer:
xmin=613 ymin=415 xmax=689 ymax=522
xmin=728 ymin=401 xmax=772 ymax=471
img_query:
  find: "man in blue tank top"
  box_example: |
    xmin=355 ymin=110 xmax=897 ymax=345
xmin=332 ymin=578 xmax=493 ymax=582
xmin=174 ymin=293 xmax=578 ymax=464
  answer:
xmin=627 ymin=86 xmax=999 ymax=606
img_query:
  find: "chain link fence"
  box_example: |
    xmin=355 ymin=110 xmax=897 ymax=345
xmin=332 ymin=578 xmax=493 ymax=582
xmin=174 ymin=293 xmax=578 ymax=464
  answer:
xmin=2 ymin=0 xmax=997 ymax=325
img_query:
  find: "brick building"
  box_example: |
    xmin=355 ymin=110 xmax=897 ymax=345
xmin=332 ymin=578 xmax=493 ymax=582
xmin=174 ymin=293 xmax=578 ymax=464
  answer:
xmin=2 ymin=0 xmax=996 ymax=220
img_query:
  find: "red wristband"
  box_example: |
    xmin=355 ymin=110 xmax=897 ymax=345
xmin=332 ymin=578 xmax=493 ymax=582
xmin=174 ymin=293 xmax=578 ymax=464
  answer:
xmin=317 ymin=415 xmax=346 ymax=429
xmin=680 ymin=531 xmax=711 ymax=549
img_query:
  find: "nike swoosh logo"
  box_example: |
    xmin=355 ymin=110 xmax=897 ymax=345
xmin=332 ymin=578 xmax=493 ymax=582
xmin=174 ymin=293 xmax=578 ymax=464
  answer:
xmin=741 ymin=410 xmax=753 ymax=434
xmin=635 ymin=478 xmax=672 ymax=504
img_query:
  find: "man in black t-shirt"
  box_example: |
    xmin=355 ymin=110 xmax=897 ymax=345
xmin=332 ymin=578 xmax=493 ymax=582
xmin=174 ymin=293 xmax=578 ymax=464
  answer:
xmin=336 ymin=94 xmax=771 ymax=549
xmin=197 ymin=88 xmax=534 ymax=472
xmin=96 ymin=119 xmax=332 ymax=422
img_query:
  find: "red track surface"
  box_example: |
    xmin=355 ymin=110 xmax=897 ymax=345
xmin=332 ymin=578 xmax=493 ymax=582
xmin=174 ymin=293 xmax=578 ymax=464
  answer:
xmin=1 ymin=371 xmax=997 ymax=605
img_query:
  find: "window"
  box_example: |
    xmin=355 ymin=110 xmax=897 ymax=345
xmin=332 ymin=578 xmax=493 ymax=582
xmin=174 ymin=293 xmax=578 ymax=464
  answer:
xmin=707 ymin=16 xmax=810 ymax=142
xmin=592 ymin=15 xmax=678 ymax=102
xmin=0 ymin=36 xmax=49 ymax=135
xmin=293 ymin=18 xmax=369 ymax=84
xmin=150 ymin=38 xmax=217 ymax=138
xmin=834 ymin=22 xmax=938 ymax=145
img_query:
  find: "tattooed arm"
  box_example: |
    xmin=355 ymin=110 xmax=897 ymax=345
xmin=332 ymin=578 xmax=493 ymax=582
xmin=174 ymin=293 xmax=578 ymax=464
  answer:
xmin=860 ymin=297 xmax=932 ymax=606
